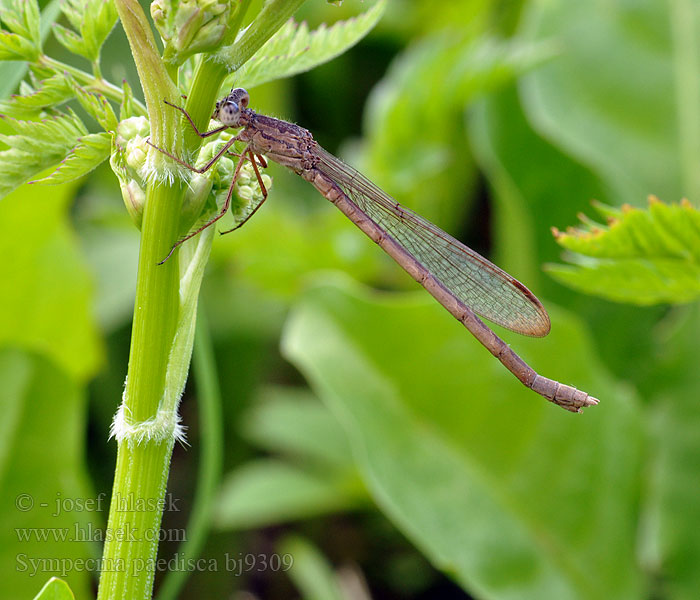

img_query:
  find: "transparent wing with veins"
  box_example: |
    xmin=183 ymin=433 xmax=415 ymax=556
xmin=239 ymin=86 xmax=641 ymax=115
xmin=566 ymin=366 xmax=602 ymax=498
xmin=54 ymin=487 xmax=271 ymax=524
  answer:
xmin=313 ymin=145 xmax=551 ymax=337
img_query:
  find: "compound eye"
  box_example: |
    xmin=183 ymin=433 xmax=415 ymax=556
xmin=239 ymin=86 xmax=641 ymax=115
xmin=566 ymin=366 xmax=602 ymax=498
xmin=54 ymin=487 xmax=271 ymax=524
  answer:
xmin=218 ymin=101 xmax=241 ymax=126
xmin=230 ymin=88 xmax=249 ymax=108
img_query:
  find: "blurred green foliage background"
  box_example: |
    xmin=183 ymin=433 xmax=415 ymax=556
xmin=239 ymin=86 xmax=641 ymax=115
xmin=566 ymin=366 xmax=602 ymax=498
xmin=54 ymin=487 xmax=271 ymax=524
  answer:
xmin=2 ymin=0 xmax=700 ymax=598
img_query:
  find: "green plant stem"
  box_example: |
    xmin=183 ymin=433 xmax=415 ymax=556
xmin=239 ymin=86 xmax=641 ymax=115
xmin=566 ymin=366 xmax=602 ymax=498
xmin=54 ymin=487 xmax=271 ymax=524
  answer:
xmin=115 ymin=0 xmax=178 ymax=148
xmin=183 ymin=58 xmax=229 ymax=151
xmin=96 ymin=0 xmax=311 ymax=594
xmin=39 ymin=54 xmax=147 ymax=115
xmin=97 ymin=440 xmax=176 ymax=597
xmin=97 ymin=179 xmax=188 ymax=600
xmin=97 ymin=0 xmax=185 ymax=597
xmin=123 ymin=183 xmax=184 ymax=422
xmin=225 ymin=0 xmax=252 ymax=46
xmin=155 ymin=309 xmax=223 ymax=600
xmin=214 ymin=0 xmax=307 ymax=71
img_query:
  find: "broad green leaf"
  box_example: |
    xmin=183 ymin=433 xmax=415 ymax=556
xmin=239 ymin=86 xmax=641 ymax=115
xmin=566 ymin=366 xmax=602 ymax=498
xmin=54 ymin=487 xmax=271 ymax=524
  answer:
xmin=519 ymin=0 xmax=700 ymax=205
xmin=361 ymin=33 xmax=474 ymax=228
xmin=214 ymin=459 xmax=364 ymax=530
xmin=229 ymin=0 xmax=386 ymax=91
xmin=279 ymin=536 xmax=346 ymax=600
xmin=242 ymin=386 xmax=354 ymax=469
xmin=469 ymin=87 xmax=662 ymax=382
xmin=282 ymin=276 xmax=643 ymax=599
xmin=216 ymin=387 xmax=366 ymax=531
xmin=546 ymin=199 xmax=700 ymax=305
xmin=0 ymin=109 xmax=87 ymax=199
xmin=0 ymin=182 xmax=102 ymax=380
xmin=361 ymin=34 xmax=548 ymax=228
xmin=32 ymin=577 xmax=75 ymax=600
xmin=0 ymin=348 xmax=95 ymax=599
xmin=637 ymin=305 xmax=700 ymax=599
xmin=31 ymin=131 xmax=111 ymax=185
xmin=646 ymin=390 xmax=700 ymax=600
xmin=468 ymin=86 xmax=668 ymax=383
xmin=468 ymin=86 xmax=609 ymax=288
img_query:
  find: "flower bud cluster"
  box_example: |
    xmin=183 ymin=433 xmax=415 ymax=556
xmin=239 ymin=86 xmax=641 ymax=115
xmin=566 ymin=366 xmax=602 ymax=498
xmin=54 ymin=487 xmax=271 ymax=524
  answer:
xmin=110 ymin=120 xmax=271 ymax=232
xmin=151 ymin=0 xmax=233 ymax=65
xmin=110 ymin=116 xmax=150 ymax=227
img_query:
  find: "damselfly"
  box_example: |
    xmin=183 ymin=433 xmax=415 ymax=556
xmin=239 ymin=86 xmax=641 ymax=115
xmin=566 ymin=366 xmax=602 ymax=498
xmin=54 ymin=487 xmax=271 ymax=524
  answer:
xmin=147 ymin=88 xmax=598 ymax=412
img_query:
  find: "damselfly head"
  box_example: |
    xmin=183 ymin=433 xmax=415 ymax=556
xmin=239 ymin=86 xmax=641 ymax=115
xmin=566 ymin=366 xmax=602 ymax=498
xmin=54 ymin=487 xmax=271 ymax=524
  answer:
xmin=212 ymin=88 xmax=250 ymax=127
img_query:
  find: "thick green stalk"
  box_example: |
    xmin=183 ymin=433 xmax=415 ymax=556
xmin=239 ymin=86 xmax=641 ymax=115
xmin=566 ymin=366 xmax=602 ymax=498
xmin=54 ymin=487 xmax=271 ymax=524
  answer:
xmin=97 ymin=440 xmax=175 ymax=598
xmin=97 ymin=0 xmax=184 ymax=598
xmin=213 ymin=0 xmax=307 ymax=72
xmin=97 ymin=0 xmax=311 ymax=595
xmin=97 ymin=165 xmax=186 ymax=599
xmin=183 ymin=58 xmax=229 ymax=152
xmin=123 ymin=182 xmax=184 ymax=423
xmin=155 ymin=310 xmax=223 ymax=600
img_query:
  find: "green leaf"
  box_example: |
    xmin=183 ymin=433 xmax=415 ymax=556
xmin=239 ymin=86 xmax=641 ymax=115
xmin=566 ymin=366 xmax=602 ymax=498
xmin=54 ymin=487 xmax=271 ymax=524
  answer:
xmin=0 ymin=0 xmax=40 ymax=60
xmin=361 ymin=34 xmax=546 ymax=228
xmin=119 ymin=78 xmax=136 ymax=120
xmin=0 ymin=0 xmax=63 ymax=97
xmin=520 ymin=0 xmax=700 ymax=205
xmin=54 ymin=0 xmax=118 ymax=61
xmin=468 ymin=86 xmax=608 ymax=289
xmin=31 ymin=131 xmax=111 ymax=185
xmin=228 ymin=0 xmax=386 ymax=91
xmin=467 ymin=82 xmax=664 ymax=391
xmin=32 ymin=577 xmax=75 ymax=600
xmin=0 ymin=182 xmax=102 ymax=380
xmin=546 ymin=199 xmax=700 ymax=305
xmin=282 ymin=276 xmax=643 ymax=599
xmin=0 ymin=0 xmax=40 ymax=42
xmin=242 ymin=386 xmax=354 ymax=470
xmin=51 ymin=22 xmax=86 ymax=58
xmin=279 ymin=536 xmax=346 ymax=600
xmin=638 ymin=306 xmax=700 ymax=599
xmin=0 ymin=349 xmax=95 ymax=599
xmin=0 ymin=31 xmax=37 ymax=61
xmin=212 ymin=0 xmax=306 ymax=74
xmin=211 ymin=198 xmax=383 ymax=300
xmin=0 ymin=109 xmax=87 ymax=199
xmin=69 ymin=83 xmax=118 ymax=130
xmin=0 ymin=31 xmax=35 ymax=61
xmin=214 ymin=459 xmax=363 ymax=530
xmin=0 ymin=73 xmax=72 ymax=118
xmin=215 ymin=387 xmax=366 ymax=531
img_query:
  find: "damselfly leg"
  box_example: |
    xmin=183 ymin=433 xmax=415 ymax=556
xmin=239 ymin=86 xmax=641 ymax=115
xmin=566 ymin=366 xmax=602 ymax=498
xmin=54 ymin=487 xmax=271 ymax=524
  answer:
xmin=148 ymin=101 xmax=270 ymax=264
